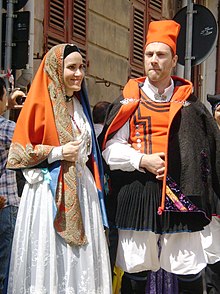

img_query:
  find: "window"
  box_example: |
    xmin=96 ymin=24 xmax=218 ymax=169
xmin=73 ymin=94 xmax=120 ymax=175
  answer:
xmin=129 ymin=1 xmax=146 ymax=79
xmin=44 ymin=0 xmax=87 ymax=61
xmin=149 ymin=0 xmax=163 ymax=15
xmin=129 ymin=0 xmax=163 ymax=79
xmin=44 ymin=0 xmax=67 ymax=49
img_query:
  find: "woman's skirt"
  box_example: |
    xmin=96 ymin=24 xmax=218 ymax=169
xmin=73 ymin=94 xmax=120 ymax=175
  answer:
xmin=7 ymin=168 xmax=112 ymax=294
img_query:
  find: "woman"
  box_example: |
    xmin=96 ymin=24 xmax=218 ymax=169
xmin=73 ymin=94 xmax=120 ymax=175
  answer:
xmin=6 ymin=44 xmax=112 ymax=293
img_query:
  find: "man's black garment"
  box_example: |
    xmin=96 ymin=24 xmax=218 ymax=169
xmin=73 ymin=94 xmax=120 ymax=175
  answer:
xmin=206 ymin=261 xmax=220 ymax=294
xmin=121 ymin=271 xmax=149 ymax=294
xmin=177 ymin=273 xmax=203 ymax=294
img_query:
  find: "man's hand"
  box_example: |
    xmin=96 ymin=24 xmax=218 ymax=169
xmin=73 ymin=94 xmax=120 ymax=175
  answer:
xmin=0 ymin=196 xmax=6 ymax=209
xmin=7 ymin=88 xmax=26 ymax=109
xmin=139 ymin=152 xmax=165 ymax=180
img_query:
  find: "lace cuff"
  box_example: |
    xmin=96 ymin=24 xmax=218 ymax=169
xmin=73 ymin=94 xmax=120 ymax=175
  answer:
xmin=48 ymin=146 xmax=63 ymax=164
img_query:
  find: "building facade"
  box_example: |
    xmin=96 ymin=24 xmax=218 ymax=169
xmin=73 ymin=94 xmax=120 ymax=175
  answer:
xmin=1 ymin=0 xmax=219 ymax=109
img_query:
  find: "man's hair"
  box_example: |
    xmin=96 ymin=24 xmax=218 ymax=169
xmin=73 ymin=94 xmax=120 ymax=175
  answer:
xmin=92 ymin=101 xmax=111 ymax=124
xmin=0 ymin=77 xmax=6 ymax=101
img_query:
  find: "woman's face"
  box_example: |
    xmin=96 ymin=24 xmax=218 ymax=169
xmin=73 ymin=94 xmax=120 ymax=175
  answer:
xmin=63 ymin=52 xmax=84 ymax=96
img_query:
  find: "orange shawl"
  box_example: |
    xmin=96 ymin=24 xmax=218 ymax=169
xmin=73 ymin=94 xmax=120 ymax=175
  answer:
xmin=7 ymin=44 xmax=87 ymax=246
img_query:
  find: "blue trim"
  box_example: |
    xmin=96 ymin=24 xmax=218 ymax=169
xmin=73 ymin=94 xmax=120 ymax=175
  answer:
xmin=48 ymin=161 xmax=61 ymax=219
xmin=79 ymin=81 xmax=108 ymax=227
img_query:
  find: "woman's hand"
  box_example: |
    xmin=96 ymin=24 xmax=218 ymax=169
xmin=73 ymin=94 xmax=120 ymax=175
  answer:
xmin=139 ymin=152 xmax=165 ymax=180
xmin=62 ymin=140 xmax=82 ymax=162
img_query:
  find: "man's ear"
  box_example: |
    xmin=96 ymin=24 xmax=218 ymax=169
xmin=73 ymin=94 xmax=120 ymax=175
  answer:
xmin=172 ymin=54 xmax=178 ymax=68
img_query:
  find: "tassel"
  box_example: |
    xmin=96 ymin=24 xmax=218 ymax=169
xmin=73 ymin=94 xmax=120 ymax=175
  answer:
xmin=157 ymin=206 xmax=164 ymax=215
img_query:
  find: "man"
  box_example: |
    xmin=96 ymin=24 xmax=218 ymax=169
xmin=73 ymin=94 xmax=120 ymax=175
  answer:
xmin=0 ymin=77 xmax=25 ymax=294
xmin=100 ymin=20 xmax=220 ymax=293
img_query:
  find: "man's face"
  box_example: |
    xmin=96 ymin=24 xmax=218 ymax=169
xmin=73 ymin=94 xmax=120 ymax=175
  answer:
xmin=0 ymin=87 xmax=7 ymax=115
xmin=144 ymin=42 xmax=178 ymax=88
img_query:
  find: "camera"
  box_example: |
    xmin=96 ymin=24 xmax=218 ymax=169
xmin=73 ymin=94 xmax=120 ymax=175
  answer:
xmin=16 ymin=95 xmax=26 ymax=105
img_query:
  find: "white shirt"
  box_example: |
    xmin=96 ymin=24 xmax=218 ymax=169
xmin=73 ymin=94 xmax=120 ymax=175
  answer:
xmin=141 ymin=77 xmax=174 ymax=102
xmin=102 ymin=78 xmax=174 ymax=172
xmin=94 ymin=123 xmax=104 ymax=138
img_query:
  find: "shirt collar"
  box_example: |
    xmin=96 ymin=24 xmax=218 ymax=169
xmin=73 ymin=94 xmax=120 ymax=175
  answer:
xmin=141 ymin=77 xmax=174 ymax=102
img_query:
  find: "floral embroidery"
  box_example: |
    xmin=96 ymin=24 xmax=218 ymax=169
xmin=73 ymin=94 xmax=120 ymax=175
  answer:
xmin=165 ymin=175 xmax=198 ymax=212
xmin=200 ymin=149 xmax=210 ymax=183
xmin=7 ymin=142 xmax=52 ymax=168
xmin=120 ymin=98 xmax=139 ymax=105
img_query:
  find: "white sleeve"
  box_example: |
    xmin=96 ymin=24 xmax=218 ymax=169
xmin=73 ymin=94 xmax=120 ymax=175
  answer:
xmin=102 ymin=121 xmax=144 ymax=171
xmin=48 ymin=146 xmax=63 ymax=164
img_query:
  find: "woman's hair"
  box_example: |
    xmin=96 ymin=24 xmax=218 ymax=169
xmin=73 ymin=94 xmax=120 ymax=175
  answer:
xmin=63 ymin=44 xmax=80 ymax=59
xmin=0 ymin=77 xmax=6 ymax=101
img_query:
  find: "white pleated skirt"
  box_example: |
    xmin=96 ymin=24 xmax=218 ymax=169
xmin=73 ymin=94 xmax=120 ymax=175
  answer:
xmin=7 ymin=168 xmax=112 ymax=294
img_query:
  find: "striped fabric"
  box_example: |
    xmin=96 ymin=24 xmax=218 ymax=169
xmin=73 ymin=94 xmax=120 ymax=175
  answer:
xmin=0 ymin=116 xmax=19 ymax=207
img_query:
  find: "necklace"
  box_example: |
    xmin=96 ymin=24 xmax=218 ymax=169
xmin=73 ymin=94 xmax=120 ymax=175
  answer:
xmin=65 ymin=94 xmax=74 ymax=102
xmin=69 ymin=114 xmax=81 ymax=135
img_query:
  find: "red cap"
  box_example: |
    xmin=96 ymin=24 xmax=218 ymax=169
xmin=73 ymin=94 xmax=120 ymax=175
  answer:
xmin=145 ymin=20 xmax=180 ymax=54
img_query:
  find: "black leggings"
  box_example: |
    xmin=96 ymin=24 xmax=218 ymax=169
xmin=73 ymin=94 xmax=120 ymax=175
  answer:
xmin=205 ymin=261 xmax=220 ymax=294
xmin=121 ymin=271 xmax=149 ymax=294
xmin=177 ymin=272 xmax=204 ymax=294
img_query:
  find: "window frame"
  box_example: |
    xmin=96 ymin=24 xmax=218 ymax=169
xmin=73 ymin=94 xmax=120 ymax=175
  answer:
xmin=129 ymin=0 xmax=163 ymax=79
xmin=44 ymin=0 xmax=88 ymax=58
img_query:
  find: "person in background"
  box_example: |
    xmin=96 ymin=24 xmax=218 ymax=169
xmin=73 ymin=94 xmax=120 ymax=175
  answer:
xmin=99 ymin=20 xmax=220 ymax=293
xmin=202 ymin=93 xmax=220 ymax=294
xmin=6 ymin=44 xmax=112 ymax=293
xmin=92 ymin=101 xmax=110 ymax=137
xmin=0 ymin=77 xmax=25 ymax=294
xmin=207 ymin=94 xmax=220 ymax=130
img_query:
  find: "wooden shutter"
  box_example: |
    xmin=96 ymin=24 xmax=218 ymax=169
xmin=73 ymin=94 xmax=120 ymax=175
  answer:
xmin=129 ymin=0 xmax=163 ymax=79
xmin=44 ymin=0 xmax=88 ymax=59
xmin=72 ymin=0 xmax=87 ymax=44
xmin=69 ymin=0 xmax=87 ymax=64
xmin=129 ymin=1 xmax=146 ymax=79
xmin=148 ymin=0 xmax=163 ymax=21
xmin=149 ymin=0 xmax=163 ymax=12
xmin=44 ymin=0 xmax=68 ymax=50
